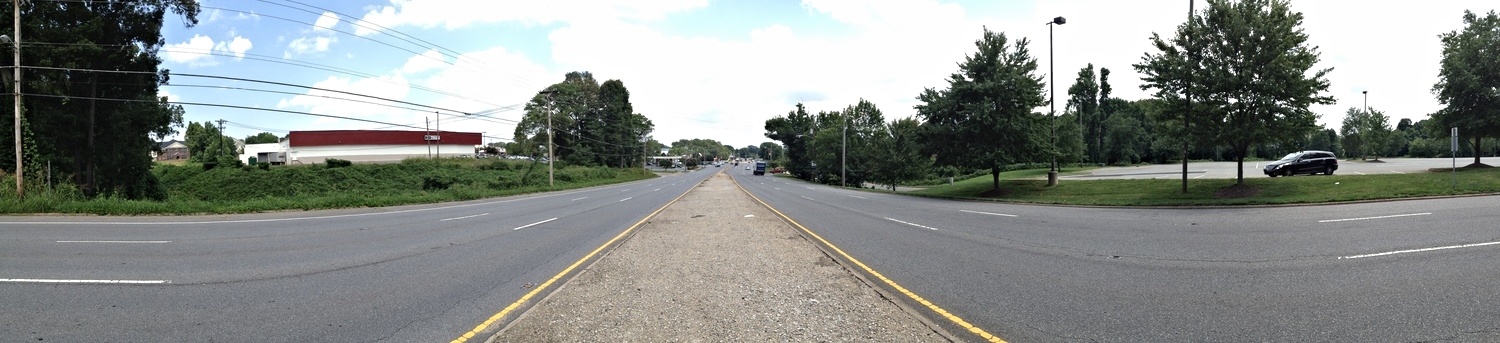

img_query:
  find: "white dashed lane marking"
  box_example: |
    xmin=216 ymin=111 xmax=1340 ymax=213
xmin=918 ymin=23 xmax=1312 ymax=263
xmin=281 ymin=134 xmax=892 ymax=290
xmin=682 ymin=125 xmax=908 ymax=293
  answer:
xmin=1319 ymin=212 xmax=1431 ymax=223
xmin=884 ymin=217 xmax=939 ymax=231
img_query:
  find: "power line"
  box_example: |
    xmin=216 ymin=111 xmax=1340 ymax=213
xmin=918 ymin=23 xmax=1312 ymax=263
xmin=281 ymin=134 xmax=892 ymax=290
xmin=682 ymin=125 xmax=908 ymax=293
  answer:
xmin=21 ymin=92 xmax=424 ymax=130
xmin=262 ymin=0 xmax=541 ymax=90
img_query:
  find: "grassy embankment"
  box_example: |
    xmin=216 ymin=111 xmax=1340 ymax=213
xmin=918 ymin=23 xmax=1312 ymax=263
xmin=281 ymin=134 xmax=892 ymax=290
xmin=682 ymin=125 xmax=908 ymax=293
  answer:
xmin=910 ymin=166 xmax=1500 ymax=206
xmin=0 ymin=158 xmax=655 ymax=215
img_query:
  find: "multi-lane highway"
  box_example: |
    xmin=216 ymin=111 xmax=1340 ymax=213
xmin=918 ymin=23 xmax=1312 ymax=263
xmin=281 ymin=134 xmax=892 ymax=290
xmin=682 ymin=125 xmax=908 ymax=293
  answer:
xmin=0 ymin=168 xmax=717 ymax=342
xmin=731 ymin=168 xmax=1500 ymax=342
xmin=6 ymin=163 xmax=1498 ymax=342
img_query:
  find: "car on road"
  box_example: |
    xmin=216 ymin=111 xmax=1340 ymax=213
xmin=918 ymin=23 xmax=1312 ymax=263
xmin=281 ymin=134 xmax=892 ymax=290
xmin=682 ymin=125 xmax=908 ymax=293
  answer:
xmin=1264 ymin=150 xmax=1338 ymax=177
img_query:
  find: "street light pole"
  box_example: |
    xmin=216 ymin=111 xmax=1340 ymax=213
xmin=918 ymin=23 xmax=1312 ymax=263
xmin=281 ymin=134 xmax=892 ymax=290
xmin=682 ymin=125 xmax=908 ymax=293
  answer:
xmin=1047 ymin=16 xmax=1065 ymax=186
xmin=1363 ymin=90 xmax=1368 ymax=114
xmin=1182 ymin=0 xmax=1194 ymax=194
xmin=842 ymin=114 xmax=846 ymax=188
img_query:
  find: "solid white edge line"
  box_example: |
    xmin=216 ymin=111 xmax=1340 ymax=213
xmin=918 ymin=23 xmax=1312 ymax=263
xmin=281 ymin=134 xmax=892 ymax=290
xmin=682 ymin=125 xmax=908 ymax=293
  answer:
xmin=55 ymin=240 xmax=171 ymax=243
xmin=1339 ymin=241 xmax=1500 ymax=259
xmin=0 ymin=278 xmax=171 ymax=284
xmin=884 ymin=217 xmax=939 ymax=231
xmin=439 ymin=213 xmax=490 ymax=222
xmin=570 ymin=197 xmax=588 ymax=201
xmin=959 ymin=209 xmax=1017 ymax=217
xmin=512 ymin=218 xmax=559 ymax=231
xmin=847 ymin=195 xmax=868 ymax=199
xmin=1318 ymin=212 xmax=1432 ymax=223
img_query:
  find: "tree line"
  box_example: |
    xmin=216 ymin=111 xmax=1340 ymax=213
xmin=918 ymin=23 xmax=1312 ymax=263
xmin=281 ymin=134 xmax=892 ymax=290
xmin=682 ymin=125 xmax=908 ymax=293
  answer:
xmin=762 ymin=0 xmax=1500 ymax=192
xmin=508 ymin=72 xmax=655 ymax=169
xmin=0 ymin=0 xmax=200 ymax=200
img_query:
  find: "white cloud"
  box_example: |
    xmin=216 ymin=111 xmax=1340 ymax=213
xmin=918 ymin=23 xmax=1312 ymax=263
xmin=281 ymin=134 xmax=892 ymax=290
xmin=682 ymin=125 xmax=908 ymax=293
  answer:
xmin=400 ymin=49 xmax=446 ymax=75
xmin=540 ymin=1 xmax=984 ymax=147
xmin=158 ymin=89 xmax=178 ymax=103
xmin=163 ymin=35 xmax=217 ymax=66
xmin=277 ymin=74 xmax=413 ymax=125
xmin=286 ymin=35 xmax=336 ymax=56
xmin=353 ymin=0 xmax=708 ymax=35
xmin=215 ymin=36 xmax=253 ymax=59
xmin=165 ymin=35 xmax=254 ymax=66
xmin=313 ymin=12 xmax=339 ymax=32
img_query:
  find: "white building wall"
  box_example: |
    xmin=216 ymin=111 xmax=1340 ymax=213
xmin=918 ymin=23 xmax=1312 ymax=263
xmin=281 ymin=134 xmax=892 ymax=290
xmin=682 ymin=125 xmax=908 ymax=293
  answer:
xmin=239 ymin=143 xmax=282 ymax=163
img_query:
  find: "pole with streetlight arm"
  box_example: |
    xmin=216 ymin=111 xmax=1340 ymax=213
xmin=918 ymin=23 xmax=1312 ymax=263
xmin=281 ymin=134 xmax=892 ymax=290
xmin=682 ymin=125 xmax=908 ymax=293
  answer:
xmin=1046 ymin=16 xmax=1065 ymax=186
xmin=1182 ymin=0 xmax=1194 ymax=194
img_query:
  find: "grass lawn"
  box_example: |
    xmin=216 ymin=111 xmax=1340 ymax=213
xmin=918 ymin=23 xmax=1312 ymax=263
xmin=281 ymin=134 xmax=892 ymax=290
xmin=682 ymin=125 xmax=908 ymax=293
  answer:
xmin=910 ymin=166 xmax=1500 ymax=206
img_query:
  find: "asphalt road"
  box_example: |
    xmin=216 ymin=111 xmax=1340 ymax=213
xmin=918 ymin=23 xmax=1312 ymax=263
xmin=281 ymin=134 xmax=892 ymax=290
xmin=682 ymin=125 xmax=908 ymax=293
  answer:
xmin=1069 ymin=157 xmax=1499 ymax=180
xmin=0 ymin=168 xmax=718 ymax=342
xmin=731 ymin=168 xmax=1500 ymax=342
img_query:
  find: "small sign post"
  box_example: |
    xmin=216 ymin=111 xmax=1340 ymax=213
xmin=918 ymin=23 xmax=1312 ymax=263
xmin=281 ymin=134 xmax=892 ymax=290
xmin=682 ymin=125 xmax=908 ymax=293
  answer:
xmin=1451 ymin=127 xmax=1458 ymax=190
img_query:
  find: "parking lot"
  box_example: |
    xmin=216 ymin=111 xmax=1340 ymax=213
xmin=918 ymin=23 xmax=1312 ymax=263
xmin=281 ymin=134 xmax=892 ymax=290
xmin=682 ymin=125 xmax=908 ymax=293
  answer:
xmin=1066 ymin=157 xmax=1499 ymax=180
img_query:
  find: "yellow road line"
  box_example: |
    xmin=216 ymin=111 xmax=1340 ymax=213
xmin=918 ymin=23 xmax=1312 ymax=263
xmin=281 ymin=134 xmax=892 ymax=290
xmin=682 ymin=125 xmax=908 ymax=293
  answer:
xmin=451 ymin=178 xmax=705 ymax=343
xmin=732 ymin=177 xmax=1007 ymax=343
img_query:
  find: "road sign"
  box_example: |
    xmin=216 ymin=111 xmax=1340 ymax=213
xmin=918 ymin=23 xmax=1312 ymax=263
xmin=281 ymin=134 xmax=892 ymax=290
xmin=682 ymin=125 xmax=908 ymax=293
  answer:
xmin=424 ymin=135 xmax=440 ymax=141
xmin=1451 ymin=127 xmax=1458 ymax=151
xmin=1451 ymin=127 xmax=1458 ymax=190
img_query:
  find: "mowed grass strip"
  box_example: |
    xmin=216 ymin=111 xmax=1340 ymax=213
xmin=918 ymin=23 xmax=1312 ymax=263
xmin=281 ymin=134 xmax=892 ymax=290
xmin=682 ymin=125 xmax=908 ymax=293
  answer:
xmin=911 ymin=167 xmax=1500 ymax=206
xmin=0 ymin=158 xmax=656 ymax=215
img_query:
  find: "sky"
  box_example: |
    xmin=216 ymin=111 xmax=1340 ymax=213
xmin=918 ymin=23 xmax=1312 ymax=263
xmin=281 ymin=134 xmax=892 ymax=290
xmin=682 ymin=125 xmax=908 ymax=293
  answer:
xmin=156 ymin=0 xmax=1497 ymax=149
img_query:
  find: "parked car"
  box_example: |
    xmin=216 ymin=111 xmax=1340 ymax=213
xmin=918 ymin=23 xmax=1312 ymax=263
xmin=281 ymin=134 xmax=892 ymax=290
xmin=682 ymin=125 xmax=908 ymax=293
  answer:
xmin=1263 ymin=150 xmax=1338 ymax=177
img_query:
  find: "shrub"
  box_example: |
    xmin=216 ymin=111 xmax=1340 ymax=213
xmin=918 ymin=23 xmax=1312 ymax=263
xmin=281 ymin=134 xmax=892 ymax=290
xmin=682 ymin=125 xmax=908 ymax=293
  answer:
xmin=422 ymin=175 xmax=455 ymax=190
xmin=326 ymin=158 xmax=353 ymax=168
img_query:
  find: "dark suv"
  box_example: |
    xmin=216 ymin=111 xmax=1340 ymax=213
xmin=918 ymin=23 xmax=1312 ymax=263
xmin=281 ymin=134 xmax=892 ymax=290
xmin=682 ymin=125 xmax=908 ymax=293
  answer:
xmin=1263 ymin=150 xmax=1338 ymax=177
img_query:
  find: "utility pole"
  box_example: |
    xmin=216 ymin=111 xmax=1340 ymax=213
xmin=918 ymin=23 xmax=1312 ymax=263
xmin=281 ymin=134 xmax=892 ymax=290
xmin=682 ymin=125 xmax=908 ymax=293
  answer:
xmin=842 ymin=114 xmax=847 ymax=187
xmin=539 ymin=89 xmax=557 ymax=187
xmin=10 ymin=0 xmax=21 ymax=198
xmin=435 ymin=111 xmax=440 ymax=158
xmin=425 ymin=117 xmax=431 ymax=158
xmin=216 ymin=119 xmax=227 ymax=159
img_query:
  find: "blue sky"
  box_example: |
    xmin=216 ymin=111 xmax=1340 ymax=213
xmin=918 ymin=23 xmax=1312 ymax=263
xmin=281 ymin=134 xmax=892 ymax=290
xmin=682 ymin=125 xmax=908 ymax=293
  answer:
xmin=158 ymin=1 xmax=1496 ymax=149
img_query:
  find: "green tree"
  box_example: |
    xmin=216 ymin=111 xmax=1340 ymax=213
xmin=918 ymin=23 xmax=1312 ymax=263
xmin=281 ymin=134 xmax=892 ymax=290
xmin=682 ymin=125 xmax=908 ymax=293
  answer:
xmin=1067 ymin=64 xmax=1101 ymax=163
xmin=765 ymin=103 xmax=818 ymax=179
xmin=1137 ymin=0 xmax=1332 ymax=185
xmin=185 ymin=121 xmax=235 ymax=163
xmin=1307 ymin=128 xmax=1338 ymax=154
xmin=916 ymin=28 xmax=1047 ymax=191
xmin=1102 ymin=115 xmax=1147 ymax=164
xmin=244 ymin=132 xmax=280 ymax=145
xmin=0 ymin=1 xmax=199 ymax=199
xmin=867 ymin=117 xmax=930 ymax=190
xmin=758 ymin=142 xmax=782 ymax=161
xmin=1341 ymin=107 xmax=1396 ymax=160
xmin=1432 ymin=10 xmax=1500 ymax=166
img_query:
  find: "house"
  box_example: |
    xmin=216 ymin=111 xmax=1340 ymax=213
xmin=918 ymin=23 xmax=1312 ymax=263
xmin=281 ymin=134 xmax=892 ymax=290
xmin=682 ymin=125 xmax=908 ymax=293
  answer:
xmin=154 ymin=140 xmax=189 ymax=161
